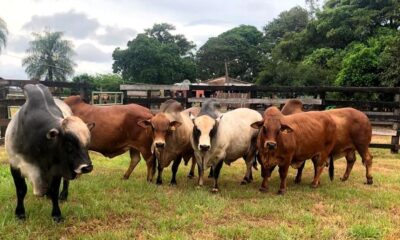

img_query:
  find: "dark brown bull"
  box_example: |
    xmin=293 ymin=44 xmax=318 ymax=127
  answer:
xmin=138 ymin=100 xmax=200 ymax=185
xmin=251 ymin=107 xmax=337 ymax=194
xmin=281 ymin=99 xmax=373 ymax=184
xmin=59 ymin=96 xmax=156 ymax=199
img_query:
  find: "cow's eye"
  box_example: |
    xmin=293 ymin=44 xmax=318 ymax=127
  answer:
xmin=262 ymin=127 xmax=267 ymax=134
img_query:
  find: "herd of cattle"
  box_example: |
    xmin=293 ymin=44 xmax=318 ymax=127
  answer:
xmin=5 ymin=84 xmax=373 ymax=222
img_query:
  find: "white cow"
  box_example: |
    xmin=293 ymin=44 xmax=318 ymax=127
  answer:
xmin=191 ymin=100 xmax=262 ymax=192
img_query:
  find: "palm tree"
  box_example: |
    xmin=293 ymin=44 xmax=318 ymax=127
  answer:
xmin=22 ymin=31 xmax=76 ymax=81
xmin=0 ymin=17 xmax=8 ymax=53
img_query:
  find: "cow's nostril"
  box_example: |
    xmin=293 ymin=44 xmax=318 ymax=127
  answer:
xmin=81 ymin=164 xmax=93 ymax=173
xmin=155 ymin=142 xmax=165 ymax=148
xmin=267 ymin=142 xmax=277 ymax=149
xmin=200 ymin=145 xmax=210 ymax=151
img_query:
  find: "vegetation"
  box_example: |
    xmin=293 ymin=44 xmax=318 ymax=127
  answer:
xmin=22 ymin=31 xmax=76 ymax=81
xmin=1 ymin=138 xmax=400 ymax=239
xmin=0 ymin=17 xmax=7 ymax=53
xmin=112 ymin=23 xmax=196 ymax=84
xmin=72 ymin=73 xmax=123 ymax=92
xmin=196 ymin=25 xmax=263 ymax=82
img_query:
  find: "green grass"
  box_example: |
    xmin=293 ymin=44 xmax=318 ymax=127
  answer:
xmin=1 ymin=146 xmax=400 ymax=239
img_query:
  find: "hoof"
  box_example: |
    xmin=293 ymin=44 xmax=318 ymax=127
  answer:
xmin=122 ymin=175 xmax=129 ymax=180
xmin=187 ymin=174 xmax=195 ymax=179
xmin=365 ymin=178 xmax=373 ymax=185
xmin=240 ymin=180 xmax=248 ymax=185
xmin=59 ymin=193 xmax=68 ymax=202
xmin=170 ymin=181 xmax=177 ymax=186
xmin=259 ymin=187 xmax=268 ymax=193
xmin=310 ymin=183 xmax=319 ymax=189
xmin=52 ymin=215 xmax=64 ymax=223
xmin=277 ymin=189 xmax=286 ymax=195
xmin=340 ymin=176 xmax=348 ymax=182
xmin=16 ymin=213 xmax=26 ymax=220
xmin=294 ymin=178 xmax=301 ymax=184
xmin=211 ymin=188 xmax=219 ymax=193
xmin=156 ymin=180 xmax=162 ymax=185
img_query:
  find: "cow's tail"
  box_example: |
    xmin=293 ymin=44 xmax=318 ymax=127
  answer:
xmin=252 ymin=152 xmax=258 ymax=170
xmin=329 ymin=155 xmax=334 ymax=181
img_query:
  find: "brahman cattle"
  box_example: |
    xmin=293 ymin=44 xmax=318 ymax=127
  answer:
xmin=138 ymin=100 xmax=200 ymax=185
xmin=61 ymin=96 xmax=156 ymax=199
xmin=191 ymin=100 xmax=262 ymax=192
xmin=251 ymin=106 xmax=337 ymax=194
xmin=5 ymin=84 xmax=93 ymax=222
xmin=281 ymin=99 xmax=373 ymax=184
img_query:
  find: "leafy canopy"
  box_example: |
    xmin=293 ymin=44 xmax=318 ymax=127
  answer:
xmin=22 ymin=31 xmax=76 ymax=81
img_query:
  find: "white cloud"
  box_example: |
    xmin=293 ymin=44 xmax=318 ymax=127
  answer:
xmin=75 ymin=43 xmax=111 ymax=63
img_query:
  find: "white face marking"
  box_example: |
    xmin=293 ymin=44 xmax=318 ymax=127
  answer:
xmin=194 ymin=115 xmax=216 ymax=149
xmin=62 ymin=116 xmax=91 ymax=146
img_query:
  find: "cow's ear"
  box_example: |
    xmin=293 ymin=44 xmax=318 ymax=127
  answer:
xmin=169 ymin=121 xmax=182 ymax=131
xmin=46 ymin=128 xmax=59 ymax=139
xmin=87 ymin=122 xmax=95 ymax=131
xmin=138 ymin=119 xmax=152 ymax=128
xmin=280 ymin=124 xmax=293 ymax=133
xmin=250 ymin=120 xmax=264 ymax=129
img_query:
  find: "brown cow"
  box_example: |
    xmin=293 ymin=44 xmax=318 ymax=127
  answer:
xmin=59 ymin=96 xmax=156 ymax=200
xmin=281 ymin=99 xmax=373 ymax=184
xmin=138 ymin=100 xmax=200 ymax=185
xmin=251 ymin=107 xmax=337 ymax=194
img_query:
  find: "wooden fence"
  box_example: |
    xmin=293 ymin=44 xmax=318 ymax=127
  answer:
xmin=0 ymin=81 xmax=399 ymax=153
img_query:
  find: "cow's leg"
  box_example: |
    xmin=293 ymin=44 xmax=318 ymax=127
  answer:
xmin=242 ymin=151 xmax=255 ymax=184
xmin=294 ymin=161 xmax=306 ymax=184
xmin=211 ymin=160 xmax=224 ymax=193
xmin=187 ymin=158 xmax=196 ymax=179
xmin=171 ymin=157 xmax=182 ymax=185
xmin=156 ymin=165 xmax=163 ymax=185
xmin=278 ymin=164 xmax=290 ymax=195
xmin=10 ymin=167 xmax=27 ymax=220
xmin=259 ymin=165 xmax=274 ymax=192
xmin=208 ymin=167 xmax=214 ymax=178
xmin=341 ymin=151 xmax=356 ymax=182
xmin=197 ymin=163 xmax=204 ymax=186
xmin=59 ymin=179 xmax=69 ymax=201
xmin=123 ymin=149 xmax=141 ymax=179
xmin=50 ymin=176 xmax=63 ymax=222
xmin=360 ymin=148 xmax=373 ymax=185
xmin=146 ymin=154 xmax=156 ymax=182
xmin=311 ymin=154 xmax=326 ymax=188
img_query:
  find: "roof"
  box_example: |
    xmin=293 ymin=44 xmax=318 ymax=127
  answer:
xmin=203 ymin=76 xmax=253 ymax=86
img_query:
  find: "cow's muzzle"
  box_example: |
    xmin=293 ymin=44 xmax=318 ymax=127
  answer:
xmin=199 ymin=144 xmax=210 ymax=152
xmin=265 ymin=141 xmax=277 ymax=150
xmin=74 ymin=164 xmax=93 ymax=174
xmin=155 ymin=142 xmax=165 ymax=148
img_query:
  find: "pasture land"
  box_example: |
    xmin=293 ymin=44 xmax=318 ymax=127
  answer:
xmin=0 ymin=136 xmax=400 ymax=240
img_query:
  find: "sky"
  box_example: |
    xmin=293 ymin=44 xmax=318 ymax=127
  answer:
xmin=0 ymin=0 xmax=305 ymax=80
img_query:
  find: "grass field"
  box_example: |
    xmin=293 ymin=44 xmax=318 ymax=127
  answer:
xmin=1 ymin=136 xmax=400 ymax=239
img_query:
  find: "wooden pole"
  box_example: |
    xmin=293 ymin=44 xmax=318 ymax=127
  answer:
xmin=391 ymin=94 xmax=400 ymax=153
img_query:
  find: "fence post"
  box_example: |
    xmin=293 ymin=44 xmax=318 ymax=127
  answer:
xmin=0 ymin=101 xmax=8 ymax=139
xmin=319 ymin=91 xmax=326 ymax=111
xmin=185 ymin=88 xmax=192 ymax=109
xmin=391 ymin=94 xmax=400 ymax=153
xmin=146 ymin=90 xmax=151 ymax=109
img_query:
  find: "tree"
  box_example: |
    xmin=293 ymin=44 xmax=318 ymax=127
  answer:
xmin=22 ymin=31 xmax=76 ymax=81
xmin=73 ymin=73 xmax=123 ymax=92
xmin=196 ymin=25 xmax=263 ymax=82
xmin=112 ymin=23 xmax=196 ymax=84
xmin=0 ymin=17 xmax=8 ymax=53
xmin=262 ymin=6 xmax=309 ymax=53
